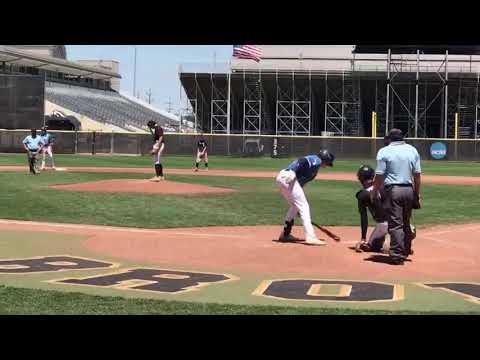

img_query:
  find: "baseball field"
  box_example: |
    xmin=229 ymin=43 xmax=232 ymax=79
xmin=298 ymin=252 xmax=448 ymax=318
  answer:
xmin=1 ymin=153 xmax=480 ymax=314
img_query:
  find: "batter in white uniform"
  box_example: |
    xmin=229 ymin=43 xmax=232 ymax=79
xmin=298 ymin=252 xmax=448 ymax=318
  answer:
xmin=276 ymin=149 xmax=335 ymax=246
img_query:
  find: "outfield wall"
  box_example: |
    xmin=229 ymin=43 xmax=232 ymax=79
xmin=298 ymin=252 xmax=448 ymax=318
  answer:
xmin=1 ymin=130 xmax=480 ymax=161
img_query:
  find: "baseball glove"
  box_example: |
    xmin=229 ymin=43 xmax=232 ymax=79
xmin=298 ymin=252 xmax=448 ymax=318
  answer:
xmin=151 ymin=143 xmax=160 ymax=155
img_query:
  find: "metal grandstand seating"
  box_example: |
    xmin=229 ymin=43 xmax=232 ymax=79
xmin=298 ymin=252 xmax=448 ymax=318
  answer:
xmin=45 ymin=83 xmax=177 ymax=132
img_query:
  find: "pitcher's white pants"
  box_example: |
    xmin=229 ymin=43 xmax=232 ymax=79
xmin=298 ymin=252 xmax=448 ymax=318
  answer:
xmin=276 ymin=169 xmax=315 ymax=239
xmin=153 ymin=143 xmax=165 ymax=165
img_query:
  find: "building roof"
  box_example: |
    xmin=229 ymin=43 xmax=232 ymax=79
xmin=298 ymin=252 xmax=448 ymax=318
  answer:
xmin=353 ymin=45 xmax=480 ymax=55
xmin=0 ymin=45 xmax=121 ymax=79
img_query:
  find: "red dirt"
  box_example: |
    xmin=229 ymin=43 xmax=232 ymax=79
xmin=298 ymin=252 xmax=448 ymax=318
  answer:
xmin=50 ymin=179 xmax=235 ymax=195
xmin=2 ymin=165 xmax=480 ymax=186
xmin=1 ymin=219 xmax=478 ymax=281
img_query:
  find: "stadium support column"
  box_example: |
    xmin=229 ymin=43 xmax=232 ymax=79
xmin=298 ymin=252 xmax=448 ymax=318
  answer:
xmin=415 ymin=50 xmax=419 ymax=138
xmin=385 ymin=49 xmax=391 ymax=135
xmin=476 ymin=73 xmax=480 ymax=139
xmin=444 ymin=50 xmax=449 ymax=139
xmin=227 ymin=69 xmax=231 ymax=134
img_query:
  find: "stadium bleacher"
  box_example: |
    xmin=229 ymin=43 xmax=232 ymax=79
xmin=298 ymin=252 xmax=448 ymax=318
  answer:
xmin=45 ymin=82 xmax=178 ymax=132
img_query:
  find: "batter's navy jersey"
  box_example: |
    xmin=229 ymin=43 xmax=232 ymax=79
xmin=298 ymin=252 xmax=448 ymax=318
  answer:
xmin=286 ymin=155 xmax=322 ymax=187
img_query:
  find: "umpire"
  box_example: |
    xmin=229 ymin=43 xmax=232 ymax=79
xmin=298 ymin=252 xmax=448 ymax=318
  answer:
xmin=372 ymin=129 xmax=422 ymax=265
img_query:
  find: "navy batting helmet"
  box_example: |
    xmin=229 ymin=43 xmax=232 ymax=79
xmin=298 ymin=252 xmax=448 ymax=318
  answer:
xmin=357 ymin=164 xmax=375 ymax=183
xmin=318 ymin=149 xmax=335 ymax=167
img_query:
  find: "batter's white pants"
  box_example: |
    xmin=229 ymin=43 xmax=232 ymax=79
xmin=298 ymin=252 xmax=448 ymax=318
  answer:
xmin=41 ymin=146 xmax=54 ymax=168
xmin=276 ymin=169 xmax=316 ymax=239
xmin=153 ymin=143 xmax=165 ymax=165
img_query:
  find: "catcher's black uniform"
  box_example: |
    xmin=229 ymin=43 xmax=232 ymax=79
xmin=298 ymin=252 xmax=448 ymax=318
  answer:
xmin=356 ymin=186 xmax=387 ymax=241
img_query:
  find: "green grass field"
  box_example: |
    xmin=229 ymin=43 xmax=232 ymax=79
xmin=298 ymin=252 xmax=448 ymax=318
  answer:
xmin=0 ymin=154 xmax=479 ymax=315
xmin=0 ymin=170 xmax=479 ymax=228
xmin=0 ymin=286 xmax=474 ymax=315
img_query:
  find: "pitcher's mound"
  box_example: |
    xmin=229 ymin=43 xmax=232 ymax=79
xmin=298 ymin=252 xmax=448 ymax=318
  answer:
xmin=50 ymin=179 xmax=236 ymax=195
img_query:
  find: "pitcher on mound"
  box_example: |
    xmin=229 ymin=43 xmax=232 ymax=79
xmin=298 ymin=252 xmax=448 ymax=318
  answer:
xmin=147 ymin=120 xmax=165 ymax=182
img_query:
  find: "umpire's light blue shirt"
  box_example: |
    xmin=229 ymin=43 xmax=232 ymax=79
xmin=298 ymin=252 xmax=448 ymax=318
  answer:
xmin=375 ymin=141 xmax=422 ymax=185
xmin=22 ymin=135 xmax=44 ymax=151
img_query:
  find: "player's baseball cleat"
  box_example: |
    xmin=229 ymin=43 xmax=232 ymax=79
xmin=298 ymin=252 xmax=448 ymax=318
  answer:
xmin=159 ymin=176 xmax=165 ymax=181
xmin=305 ymin=235 xmax=326 ymax=246
xmin=278 ymin=233 xmax=301 ymax=242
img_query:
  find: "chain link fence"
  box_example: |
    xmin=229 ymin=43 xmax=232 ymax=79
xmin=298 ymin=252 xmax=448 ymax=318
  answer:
xmin=2 ymin=129 xmax=480 ymax=161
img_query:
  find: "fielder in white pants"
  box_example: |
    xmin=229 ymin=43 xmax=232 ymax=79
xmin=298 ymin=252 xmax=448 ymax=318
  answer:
xmin=40 ymin=127 xmax=55 ymax=170
xmin=41 ymin=145 xmax=55 ymax=170
xmin=276 ymin=151 xmax=335 ymax=246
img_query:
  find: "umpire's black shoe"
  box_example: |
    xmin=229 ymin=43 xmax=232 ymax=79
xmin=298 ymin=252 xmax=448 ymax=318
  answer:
xmin=389 ymin=257 xmax=405 ymax=265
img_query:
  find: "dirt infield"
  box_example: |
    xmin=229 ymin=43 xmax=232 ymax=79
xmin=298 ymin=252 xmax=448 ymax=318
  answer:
xmin=2 ymin=165 xmax=480 ymax=186
xmin=0 ymin=219 xmax=478 ymax=282
xmin=50 ymin=179 xmax=236 ymax=195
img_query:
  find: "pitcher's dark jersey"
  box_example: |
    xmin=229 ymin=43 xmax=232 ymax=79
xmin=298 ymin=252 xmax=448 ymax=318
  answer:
xmin=197 ymin=139 xmax=207 ymax=151
xmin=152 ymin=125 xmax=165 ymax=144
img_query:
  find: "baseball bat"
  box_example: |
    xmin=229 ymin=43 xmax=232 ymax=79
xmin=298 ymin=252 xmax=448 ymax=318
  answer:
xmin=311 ymin=222 xmax=341 ymax=242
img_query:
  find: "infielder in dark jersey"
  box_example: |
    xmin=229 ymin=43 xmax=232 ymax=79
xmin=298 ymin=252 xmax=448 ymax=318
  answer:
xmin=147 ymin=120 xmax=165 ymax=182
xmin=194 ymin=137 xmax=208 ymax=172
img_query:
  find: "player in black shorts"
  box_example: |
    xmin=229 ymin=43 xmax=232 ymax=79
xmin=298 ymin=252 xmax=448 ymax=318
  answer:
xmin=147 ymin=120 xmax=165 ymax=181
xmin=194 ymin=136 xmax=208 ymax=172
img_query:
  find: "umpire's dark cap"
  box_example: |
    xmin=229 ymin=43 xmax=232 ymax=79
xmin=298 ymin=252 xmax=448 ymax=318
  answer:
xmin=388 ymin=128 xmax=404 ymax=141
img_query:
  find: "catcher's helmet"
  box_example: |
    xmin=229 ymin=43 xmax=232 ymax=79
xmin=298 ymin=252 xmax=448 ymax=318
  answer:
xmin=146 ymin=120 xmax=156 ymax=128
xmin=318 ymin=149 xmax=335 ymax=167
xmin=357 ymin=164 xmax=375 ymax=183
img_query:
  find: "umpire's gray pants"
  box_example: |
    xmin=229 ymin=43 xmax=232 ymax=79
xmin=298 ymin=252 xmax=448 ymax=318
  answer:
xmin=385 ymin=186 xmax=415 ymax=260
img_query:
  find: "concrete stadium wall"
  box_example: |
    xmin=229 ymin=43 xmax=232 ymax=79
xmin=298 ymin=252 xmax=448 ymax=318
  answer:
xmin=2 ymin=130 xmax=480 ymax=161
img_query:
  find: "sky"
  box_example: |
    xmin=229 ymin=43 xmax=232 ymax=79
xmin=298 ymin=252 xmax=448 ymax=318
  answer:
xmin=67 ymin=45 xmax=232 ymax=114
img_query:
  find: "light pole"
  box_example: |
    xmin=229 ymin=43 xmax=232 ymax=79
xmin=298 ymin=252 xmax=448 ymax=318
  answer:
xmin=133 ymin=46 xmax=137 ymax=98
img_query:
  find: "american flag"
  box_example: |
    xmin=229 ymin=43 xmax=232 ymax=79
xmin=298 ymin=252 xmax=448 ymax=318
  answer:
xmin=233 ymin=45 xmax=262 ymax=62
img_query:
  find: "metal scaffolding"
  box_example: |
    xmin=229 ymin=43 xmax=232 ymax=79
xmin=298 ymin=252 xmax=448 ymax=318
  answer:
xmin=210 ymin=73 xmax=229 ymax=133
xmin=382 ymin=49 xmax=450 ymax=138
xmin=275 ymin=72 xmax=311 ymax=135
xmin=243 ymin=72 xmax=262 ymax=134
xmin=180 ymin=48 xmax=480 ymax=138
xmin=324 ymin=71 xmax=361 ymax=136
